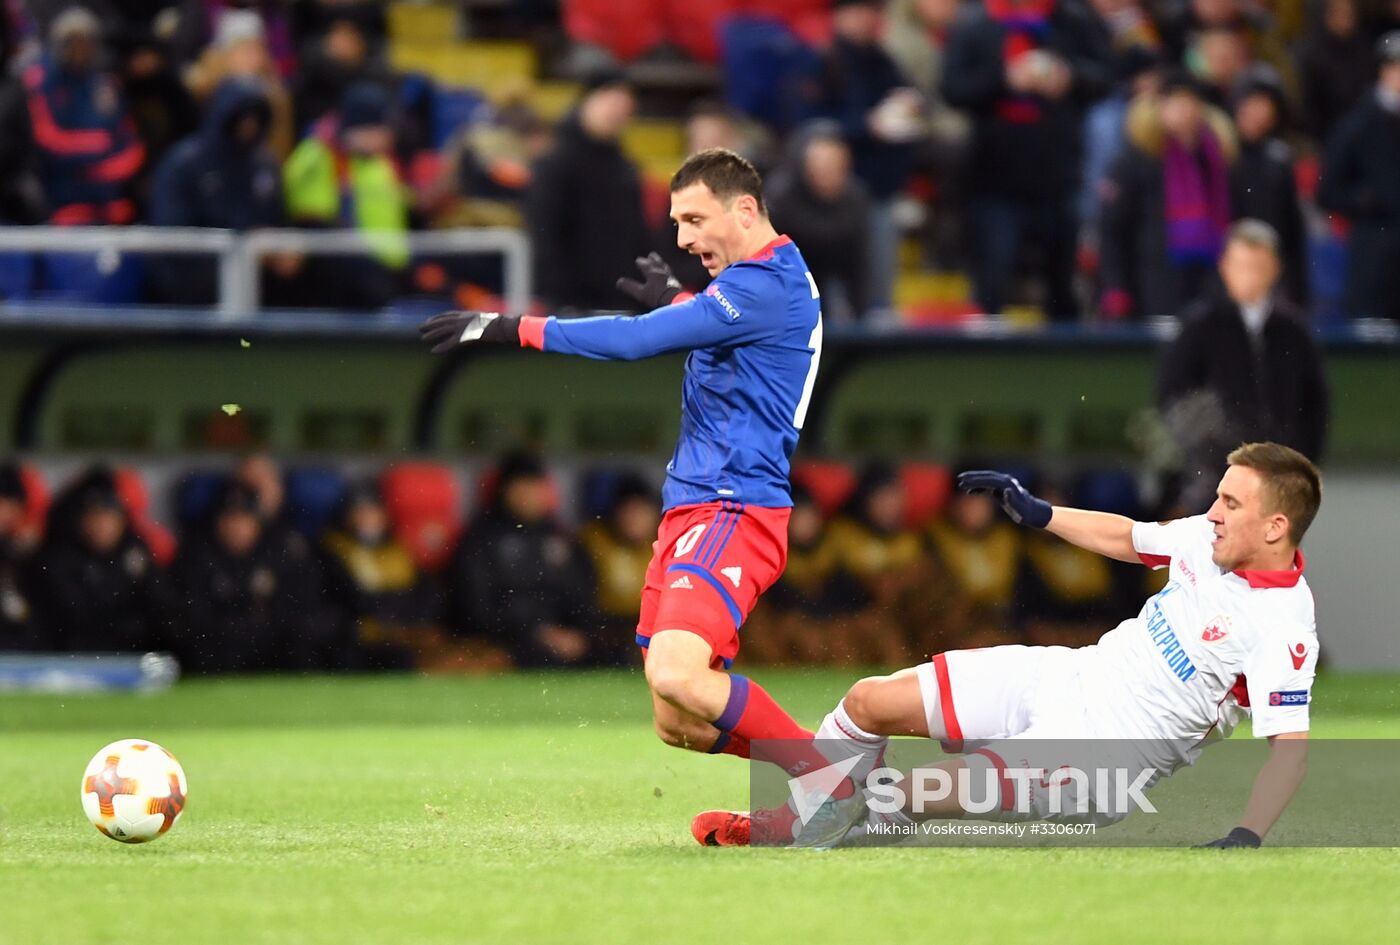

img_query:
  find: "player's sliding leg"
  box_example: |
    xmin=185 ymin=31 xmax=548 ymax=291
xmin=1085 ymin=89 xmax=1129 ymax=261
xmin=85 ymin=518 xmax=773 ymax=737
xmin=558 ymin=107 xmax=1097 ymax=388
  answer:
xmin=693 ymin=664 xmax=958 ymax=846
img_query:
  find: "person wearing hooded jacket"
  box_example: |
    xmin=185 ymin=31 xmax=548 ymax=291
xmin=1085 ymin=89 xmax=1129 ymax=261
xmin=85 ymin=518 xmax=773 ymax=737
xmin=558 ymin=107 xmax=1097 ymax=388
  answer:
xmin=446 ymin=453 xmax=600 ymax=668
xmin=28 ymin=468 xmax=169 ymax=654
xmin=148 ymin=77 xmax=283 ymax=304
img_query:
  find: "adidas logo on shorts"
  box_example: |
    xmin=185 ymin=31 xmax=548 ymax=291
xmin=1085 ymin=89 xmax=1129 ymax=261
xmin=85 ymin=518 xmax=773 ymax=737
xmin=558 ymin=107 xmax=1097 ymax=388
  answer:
xmin=670 ymin=575 xmax=694 ymax=590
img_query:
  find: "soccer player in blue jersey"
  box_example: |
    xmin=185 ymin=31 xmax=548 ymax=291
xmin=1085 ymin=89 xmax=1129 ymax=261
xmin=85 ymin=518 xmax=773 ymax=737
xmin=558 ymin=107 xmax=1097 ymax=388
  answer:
xmin=421 ymin=148 xmax=861 ymax=845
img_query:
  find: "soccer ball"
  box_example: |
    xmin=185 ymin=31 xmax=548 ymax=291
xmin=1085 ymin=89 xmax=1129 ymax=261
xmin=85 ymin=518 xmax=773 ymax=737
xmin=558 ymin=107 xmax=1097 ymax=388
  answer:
xmin=80 ymin=739 xmax=188 ymax=843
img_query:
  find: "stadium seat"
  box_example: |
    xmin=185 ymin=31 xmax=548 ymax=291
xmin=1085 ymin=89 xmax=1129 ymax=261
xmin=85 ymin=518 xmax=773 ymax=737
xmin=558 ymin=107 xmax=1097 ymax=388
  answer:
xmin=662 ymin=0 xmax=739 ymax=64
xmin=0 ymin=252 xmax=35 ymax=300
xmin=284 ymin=467 xmax=348 ymax=537
xmin=562 ymin=0 xmax=666 ymax=63
xmin=790 ymin=459 xmax=857 ymax=517
xmin=720 ymin=16 xmax=823 ymax=130
xmin=18 ymin=464 xmax=50 ymax=540
xmin=381 ymin=462 xmax=462 ymax=572
xmin=1073 ymin=469 xmax=1142 ymax=520
xmin=750 ymin=0 xmax=833 ymax=46
xmin=899 ymin=462 xmax=952 ymax=528
xmin=114 ymin=466 xmax=177 ymax=566
xmin=37 ymin=252 xmax=144 ymax=305
xmin=174 ymin=470 xmax=229 ymax=532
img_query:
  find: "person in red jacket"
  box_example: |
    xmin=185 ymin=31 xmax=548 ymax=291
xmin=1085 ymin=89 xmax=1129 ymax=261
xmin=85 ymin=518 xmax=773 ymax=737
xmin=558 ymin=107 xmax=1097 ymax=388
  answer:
xmin=20 ymin=7 xmax=144 ymax=225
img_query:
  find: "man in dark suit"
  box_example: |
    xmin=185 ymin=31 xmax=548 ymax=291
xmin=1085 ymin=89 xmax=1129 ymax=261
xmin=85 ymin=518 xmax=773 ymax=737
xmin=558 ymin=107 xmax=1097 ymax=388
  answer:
xmin=1158 ymin=219 xmax=1329 ymax=511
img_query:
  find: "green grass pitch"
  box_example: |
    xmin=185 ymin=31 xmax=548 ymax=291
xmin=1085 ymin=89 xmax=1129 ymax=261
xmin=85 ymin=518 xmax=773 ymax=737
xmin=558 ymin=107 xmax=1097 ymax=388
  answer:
xmin=5 ymin=670 xmax=1400 ymax=945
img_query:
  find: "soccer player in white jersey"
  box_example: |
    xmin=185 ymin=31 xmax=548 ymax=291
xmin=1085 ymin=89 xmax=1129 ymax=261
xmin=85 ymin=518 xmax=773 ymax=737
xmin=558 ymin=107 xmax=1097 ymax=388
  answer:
xmin=693 ymin=442 xmax=1321 ymax=848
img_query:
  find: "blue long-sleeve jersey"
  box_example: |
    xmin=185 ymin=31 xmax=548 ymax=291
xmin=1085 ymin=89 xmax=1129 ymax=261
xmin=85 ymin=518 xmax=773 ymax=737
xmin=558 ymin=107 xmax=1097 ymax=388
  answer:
xmin=531 ymin=236 xmax=823 ymax=510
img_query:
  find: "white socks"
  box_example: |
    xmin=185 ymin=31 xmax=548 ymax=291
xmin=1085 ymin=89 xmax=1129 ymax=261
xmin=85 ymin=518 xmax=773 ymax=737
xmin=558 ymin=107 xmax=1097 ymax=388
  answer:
xmin=815 ymin=698 xmax=889 ymax=784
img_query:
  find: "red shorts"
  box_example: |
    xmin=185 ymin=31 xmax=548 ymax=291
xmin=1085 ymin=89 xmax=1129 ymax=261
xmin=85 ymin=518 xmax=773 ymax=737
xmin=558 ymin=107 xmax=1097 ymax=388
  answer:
xmin=636 ymin=501 xmax=790 ymax=670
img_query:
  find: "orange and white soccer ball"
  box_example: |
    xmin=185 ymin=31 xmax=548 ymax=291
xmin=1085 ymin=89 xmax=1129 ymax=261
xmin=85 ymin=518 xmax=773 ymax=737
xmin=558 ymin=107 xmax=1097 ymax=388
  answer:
xmin=80 ymin=739 xmax=187 ymax=843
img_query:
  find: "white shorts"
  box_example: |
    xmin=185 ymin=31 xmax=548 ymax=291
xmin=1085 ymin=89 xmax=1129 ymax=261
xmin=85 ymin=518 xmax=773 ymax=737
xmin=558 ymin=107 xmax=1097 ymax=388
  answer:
xmin=914 ymin=645 xmax=1147 ymax=825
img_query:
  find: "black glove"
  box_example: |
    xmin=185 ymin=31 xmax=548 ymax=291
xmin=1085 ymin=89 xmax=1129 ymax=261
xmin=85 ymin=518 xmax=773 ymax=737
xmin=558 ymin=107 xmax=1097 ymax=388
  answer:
xmin=1194 ymin=827 xmax=1262 ymax=849
xmin=955 ymin=471 xmax=1053 ymax=529
xmin=615 ymin=252 xmax=682 ymax=310
xmin=418 ymin=311 xmax=521 ymax=354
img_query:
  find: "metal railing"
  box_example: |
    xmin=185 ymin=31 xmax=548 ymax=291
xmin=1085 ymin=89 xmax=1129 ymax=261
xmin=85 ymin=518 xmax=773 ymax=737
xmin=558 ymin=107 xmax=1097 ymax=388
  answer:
xmin=0 ymin=225 xmax=532 ymax=320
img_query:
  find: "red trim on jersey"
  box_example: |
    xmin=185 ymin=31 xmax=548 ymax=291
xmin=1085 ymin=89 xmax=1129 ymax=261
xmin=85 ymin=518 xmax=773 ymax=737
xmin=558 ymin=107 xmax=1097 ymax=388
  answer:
xmin=1137 ymin=552 xmax=1171 ymax=568
xmin=672 ymin=290 xmax=696 ymax=303
xmin=744 ymin=234 xmax=792 ymax=263
xmin=519 ymin=315 xmax=547 ymax=350
xmin=1234 ymin=550 xmax=1305 ymax=588
xmin=931 ymin=653 xmax=964 ymax=753
xmin=971 ymin=747 xmax=1016 ymax=811
xmin=1229 ymin=674 xmax=1251 ymax=707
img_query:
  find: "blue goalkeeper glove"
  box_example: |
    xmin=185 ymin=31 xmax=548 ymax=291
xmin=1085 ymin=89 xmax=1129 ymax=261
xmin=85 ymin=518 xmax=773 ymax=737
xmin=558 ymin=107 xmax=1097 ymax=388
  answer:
xmin=1194 ymin=827 xmax=1262 ymax=849
xmin=418 ymin=311 xmax=521 ymax=354
xmin=955 ymin=471 xmax=1053 ymax=529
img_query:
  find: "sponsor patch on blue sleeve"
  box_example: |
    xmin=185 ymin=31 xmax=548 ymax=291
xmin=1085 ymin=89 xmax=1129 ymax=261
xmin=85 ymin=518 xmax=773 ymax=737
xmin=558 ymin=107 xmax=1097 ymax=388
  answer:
xmin=1268 ymin=690 xmax=1309 ymax=706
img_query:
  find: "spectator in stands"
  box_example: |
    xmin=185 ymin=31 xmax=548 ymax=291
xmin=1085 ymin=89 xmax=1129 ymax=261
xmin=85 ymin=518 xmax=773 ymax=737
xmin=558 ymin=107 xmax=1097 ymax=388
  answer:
xmin=526 ymin=69 xmax=649 ymax=312
xmin=292 ymin=0 xmax=387 ymax=56
xmin=927 ymin=475 xmax=1021 ymax=642
xmin=284 ymin=81 xmax=410 ymax=311
xmin=1013 ymin=478 xmax=1130 ymax=646
xmin=883 ymin=0 xmax=972 ymax=269
xmin=816 ymin=0 xmax=923 ymax=318
xmin=447 ymin=452 xmax=601 ymax=668
xmin=30 ymin=468 xmax=168 ymax=653
xmin=115 ymin=24 xmax=198 ymax=205
xmin=745 ymin=483 xmax=842 ymax=666
xmin=148 ymin=78 xmax=283 ymax=305
xmin=1228 ymin=65 xmax=1309 ymax=308
xmin=172 ymin=481 xmax=330 ymax=673
xmin=183 ymin=8 xmax=295 ymax=160
xmin=290 ymin=11 xmax=386 ymax=131
xmin=1193 ymin=24 xmax=1253 ymax=111
xmin=942 ymin=0 xmax=1111 ymax=321
xmin=431 ymin=101 xmax=550 ymax=229
xmin=1294 ymin=0 xmax=1376 ymax=146
xmin=1157 ymin=220 xmax=1328 ymax=511
xmin=0 ymin=464 xmax=45 ymax=651
xmin=577 ymin=473 xmax=659 ymax=650
xmin=823 ymin=463 xmax=931 ymax=665
xmin=1158 ymin=0 xmax=1299 ymax=105
xmin=1100 ymin=70 xmax=1237 ymax=319
xmin=1081 ymin=44 xmax=1161 ymax=238
xmin=234 ymin=453 xmax=325 ymax=606
xmin=171 ymin=1 xmax=298 ymax=79
xmin=1317 ymin=31 xmax=1400 ymax=323
xmin=767 ymin=121 xmax=873 ymax=322
xmin=321 ymin=480 xmax=441 ymax=670
xmin=15 ymin=8 xmax=145 ymax=225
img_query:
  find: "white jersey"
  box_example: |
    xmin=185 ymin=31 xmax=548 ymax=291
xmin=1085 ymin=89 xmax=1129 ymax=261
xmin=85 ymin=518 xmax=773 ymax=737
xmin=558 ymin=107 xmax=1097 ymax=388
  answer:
xmin=1072 ymin=515 xmax=1317 ymax=761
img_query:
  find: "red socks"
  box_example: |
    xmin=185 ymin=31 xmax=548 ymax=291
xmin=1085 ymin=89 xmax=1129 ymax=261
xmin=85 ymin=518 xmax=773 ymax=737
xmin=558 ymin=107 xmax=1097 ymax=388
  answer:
xmin=711 ymin=675 xmax=851 ymax=796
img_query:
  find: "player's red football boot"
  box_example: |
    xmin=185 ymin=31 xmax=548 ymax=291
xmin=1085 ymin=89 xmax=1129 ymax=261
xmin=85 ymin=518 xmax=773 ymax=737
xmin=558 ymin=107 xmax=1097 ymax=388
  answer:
xmin=691 ymin=809 xmax=751 ymax=847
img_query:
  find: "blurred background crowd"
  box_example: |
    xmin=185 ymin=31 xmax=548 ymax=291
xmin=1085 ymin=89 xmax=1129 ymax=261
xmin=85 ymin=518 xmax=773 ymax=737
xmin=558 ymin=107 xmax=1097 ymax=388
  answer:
xmin=0 ymin=0 xmax=1397 ymax=323
xmin=0 ymin=0 xmax=1379 ymax=675
xmin=0 ymin=452 xmax=1171 ymax=671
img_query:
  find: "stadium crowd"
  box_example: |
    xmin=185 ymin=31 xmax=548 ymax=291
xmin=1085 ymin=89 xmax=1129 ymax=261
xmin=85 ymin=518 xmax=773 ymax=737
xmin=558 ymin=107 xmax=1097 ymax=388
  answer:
xmin=0 ymin=453 xmax=1171 ymax=672
xmin=0 ymin=0 xmax=1397 ymax=322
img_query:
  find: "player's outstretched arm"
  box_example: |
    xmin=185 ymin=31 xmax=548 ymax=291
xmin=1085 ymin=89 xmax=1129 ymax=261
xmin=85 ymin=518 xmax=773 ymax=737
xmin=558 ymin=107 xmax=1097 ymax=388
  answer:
xmin=1197 ymin=732 xmax=1308 ymax=848
xmin=955 ymin=471 xmax=1140 ymax=563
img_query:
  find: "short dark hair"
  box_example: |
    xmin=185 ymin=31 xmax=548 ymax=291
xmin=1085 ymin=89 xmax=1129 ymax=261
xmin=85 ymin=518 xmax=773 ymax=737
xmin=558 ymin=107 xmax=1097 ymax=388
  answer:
xmin=670 ymin=148 xmax=766 ymax=216
xmin=1226 ymin=442 xmax=1322 ymax=545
